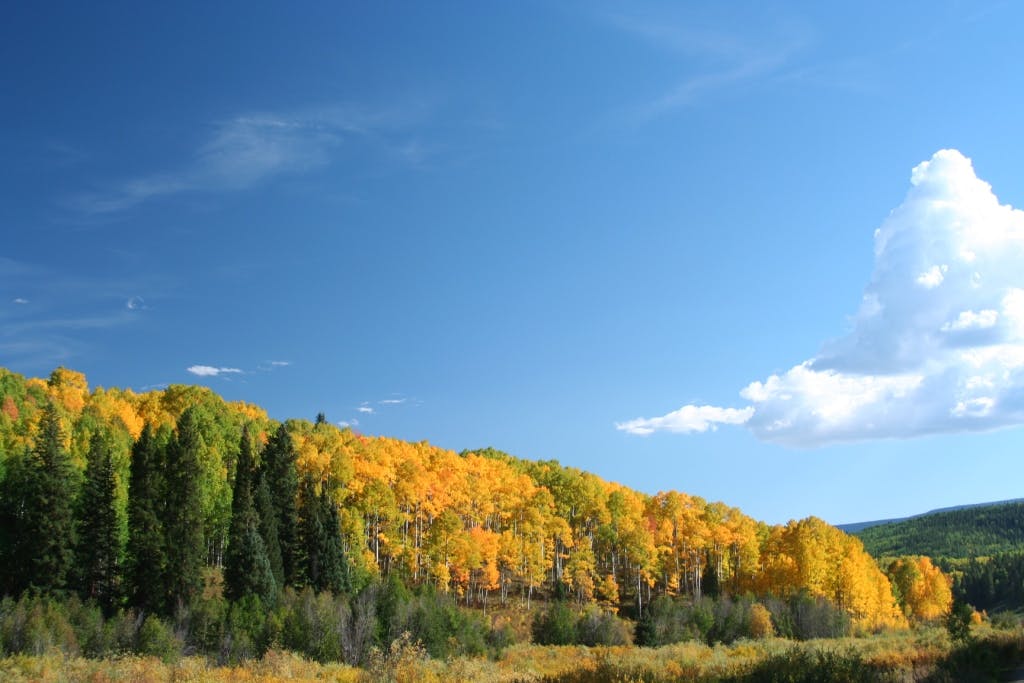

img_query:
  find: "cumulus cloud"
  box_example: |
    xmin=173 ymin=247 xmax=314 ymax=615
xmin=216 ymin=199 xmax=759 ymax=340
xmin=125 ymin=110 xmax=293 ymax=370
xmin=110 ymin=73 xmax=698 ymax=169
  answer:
xmin=618 ymin=149 xmax=1024 ymax=446
xmin=187 ymin=365 xmax=243 ymax=377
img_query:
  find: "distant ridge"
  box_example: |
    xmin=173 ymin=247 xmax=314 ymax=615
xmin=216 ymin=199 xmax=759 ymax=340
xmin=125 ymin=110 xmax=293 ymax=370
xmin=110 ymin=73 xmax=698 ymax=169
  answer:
xmin=845 ymin=499 xmax=1024 ymax=559
xmin=836 ymin=498 xmax=1024 ymax=534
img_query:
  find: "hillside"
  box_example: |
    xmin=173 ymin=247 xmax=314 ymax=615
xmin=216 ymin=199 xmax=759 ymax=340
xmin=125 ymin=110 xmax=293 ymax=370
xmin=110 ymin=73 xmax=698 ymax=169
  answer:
xmin=854 ymin=501 xmax=1024 ymax=559
xmin=837 ymin=498 xmax=1024 ymax=534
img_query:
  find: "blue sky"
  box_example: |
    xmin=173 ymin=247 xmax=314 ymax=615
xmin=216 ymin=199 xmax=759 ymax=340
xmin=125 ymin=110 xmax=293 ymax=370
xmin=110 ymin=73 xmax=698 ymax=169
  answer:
xmin=3 ymin=1 xmax=1024 ymax=525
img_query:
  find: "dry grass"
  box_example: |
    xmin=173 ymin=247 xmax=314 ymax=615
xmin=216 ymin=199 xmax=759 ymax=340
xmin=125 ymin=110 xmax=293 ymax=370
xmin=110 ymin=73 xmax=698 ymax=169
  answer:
xmin=3 ymin=626 xmax=1022 ymax=683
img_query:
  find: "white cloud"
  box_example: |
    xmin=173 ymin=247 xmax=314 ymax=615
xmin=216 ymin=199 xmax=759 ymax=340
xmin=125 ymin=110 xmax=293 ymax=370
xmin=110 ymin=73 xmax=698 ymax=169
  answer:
xmin=187 ymin=365 xmax=243 ymax=377
xmin=916 ymin=264 xmax=947 ymax=288
xmin=616 ymin=405 xmax=754 ymax=435
xmin=269 ymin=360 xmax=291 ymax=366
xmin=13 ymin=298 xmax=28 ymax=304
xmin=338 ymin=418 xmax=359 ymax=428
xmin=379 ymin=398 xmax=406 ymax=405
xmin=619 ymin=150 xmax=1024 ymax=446
xmin=357 ymin=404 xmax=375 ymax=414
xmin=941 ymin=309 xmax=998 ymax=332
xmin=125 ymin=296 xmax=146 ymax=310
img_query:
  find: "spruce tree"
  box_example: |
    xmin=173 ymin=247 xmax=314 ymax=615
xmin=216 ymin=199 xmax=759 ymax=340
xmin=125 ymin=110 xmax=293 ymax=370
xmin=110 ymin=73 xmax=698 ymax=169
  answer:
xmin=224 ymin=429 xmax=276 ymax=603
xmin=22 ymin=402 xmax=77 ymax=594
xmin=163 ymin=408 xmax=206 ymax=613
xmin=254 ymin=470 xmax=284 ymax=587
xmin=126 ymin=424 xmax=168 ymax=613
xmin=75 ymin=431 xmax=121 ymax=611
xmin=297 ymin=473 xmax=347 ymax=594
xmin=260 ymin=424 xmax=299 ymax=586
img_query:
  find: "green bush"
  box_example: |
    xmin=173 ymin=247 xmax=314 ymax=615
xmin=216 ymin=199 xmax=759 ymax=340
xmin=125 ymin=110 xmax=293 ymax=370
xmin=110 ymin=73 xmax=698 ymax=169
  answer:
xmin=135 ymin=614 xmax=181 ymax=662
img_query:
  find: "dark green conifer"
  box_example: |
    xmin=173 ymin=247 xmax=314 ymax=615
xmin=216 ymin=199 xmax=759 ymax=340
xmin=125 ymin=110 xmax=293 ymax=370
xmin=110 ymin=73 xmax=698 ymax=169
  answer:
xmin=260 ymin=424 xmax=299 ymax=586
xmin=126 ymin=424 xmax=168 ymax=612
xmin=163 ymin=408 xmax=206 ymax=612
xmin=297 ymin=473 xmax=347 ymax=594
xmin=224 ymin=429 xmax=276 ymax=603
xmin=74 ymin=431 xmax=121 ymax=610
xmin=254 ymin=469 xmax=284 ymax=587
xmin=23 ymin=402 xmax=77 ymax=594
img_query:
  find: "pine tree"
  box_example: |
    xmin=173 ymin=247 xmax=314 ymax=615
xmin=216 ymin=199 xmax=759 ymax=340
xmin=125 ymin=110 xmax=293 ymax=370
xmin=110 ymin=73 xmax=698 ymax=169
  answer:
xmin=163 ymin=408 xmax=206 ymax=613
xmin=297 ymin=473 xmax=347 ymax=593
xmin=224 ymin=429 xmax=276 ymax=603
xmin=260 ymin=424 xmax=299 ymax=586
xmin=254 ymin=470 xmax=284 ymax=587
xmin=22 ymin=402 xmax=77 ymax=594
xmin=75 ymin=431 xmax=121 ymax=611
xmin=126 ymin=424 xmax=168 ymax=613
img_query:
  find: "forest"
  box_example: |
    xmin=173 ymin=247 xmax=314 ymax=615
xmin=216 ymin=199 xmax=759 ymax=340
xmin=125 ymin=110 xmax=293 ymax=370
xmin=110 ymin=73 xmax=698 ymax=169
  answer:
xmin=853 ymin=501 xmax=1024 ymax=617
xmin=0 ymin=367 xmax=1007 ymax=680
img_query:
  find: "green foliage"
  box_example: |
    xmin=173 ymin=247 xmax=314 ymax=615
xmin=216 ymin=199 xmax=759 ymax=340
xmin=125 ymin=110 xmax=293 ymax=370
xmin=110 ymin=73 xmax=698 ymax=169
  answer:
xmin=125 ymin=424 xmax=167 ymax=613
xmin=856 ymin=502 xmax=1024 ymax=559
xmin=162 ymin=408 xmax=206 ymax=613
xmin=136 ymin=614 xmax=181 ymax=663
xmin=73 ymin=431 xmax=121 ymax=611
xmin=261 ymin=424 xmax=300 ymax=586
xmin=297 ymin=474 xmax=347 ymax=594
xmin=951 ymin=551 xmax=1024 ymax=613
xmin=945 ymin=600 xmax=974 ymax=645
xmin=21 ymin=403 xmax=77 ymax=594
xmin=224 ymin=429 xmax=277 ymax=604
xmin=533 ymin=601 xmax=579 ymax=645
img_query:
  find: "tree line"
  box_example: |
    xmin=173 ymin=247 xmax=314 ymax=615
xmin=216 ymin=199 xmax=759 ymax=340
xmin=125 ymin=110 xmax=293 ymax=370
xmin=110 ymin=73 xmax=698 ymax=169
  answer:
xmin=0 ymin=367 xmax=948 ymax=635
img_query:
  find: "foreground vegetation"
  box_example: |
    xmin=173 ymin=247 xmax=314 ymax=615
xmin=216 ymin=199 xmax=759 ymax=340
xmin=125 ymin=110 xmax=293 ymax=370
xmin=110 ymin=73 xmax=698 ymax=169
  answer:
xmin=1 ymin=624 xmax=1022 ymax=682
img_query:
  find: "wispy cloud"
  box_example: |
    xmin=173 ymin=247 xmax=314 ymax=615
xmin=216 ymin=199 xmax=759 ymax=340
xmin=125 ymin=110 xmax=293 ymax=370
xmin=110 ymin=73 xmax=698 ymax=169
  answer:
xmin=602 ymin=11 xmax=810 ymax=120
xmin=338 ymin=418 xmax=359 ymax=428
xmin=379 ymin=398 xmax=406 ymax=405
xmin=357 ymin=404 xmax=375 ymax=415
xmin=1 ymin=257 xmax=152 ymax=369
xmin=125 ymin=296 xmax=146 ymax=310
xmin=72 ymin=103 xmax=433 ymax=215
xmin=187 ymin=365 xmax=243 ymax=378
xmin=269 ymin=360 xmax=291 ymax=367
xmin=618 ymin=150 xmax=1024 ymax=446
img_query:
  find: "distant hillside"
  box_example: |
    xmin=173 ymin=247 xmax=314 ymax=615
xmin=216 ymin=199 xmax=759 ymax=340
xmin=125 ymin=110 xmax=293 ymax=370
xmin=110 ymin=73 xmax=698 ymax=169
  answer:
xmin=837 ymin=498 xmax=1024 ymax=534
xmin=853 ymin=501 xmax=1024 ymax=559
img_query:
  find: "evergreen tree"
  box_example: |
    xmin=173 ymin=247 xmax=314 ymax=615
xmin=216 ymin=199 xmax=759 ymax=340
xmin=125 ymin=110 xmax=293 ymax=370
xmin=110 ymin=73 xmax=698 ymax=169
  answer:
xmin=22 ymin=402 xmax=77 ymax=594
xmin=224 ymin=428 xmax=276 ymax=603
xmin=260 ymin=424 xmax=299 ymax=586
xmin=0 ymin=450 xmax=34 ymax=595
xmin=297 ymin=474 xmax=347 ymax=594
xmin=126 ymin=424 xmax=168 ymax=613
xmin=254 ymin=470 xmax=284 ymax=587
xmin=163 ymin=408 xmax=206 ymax=613
xmin=74 ymin=431 xmax=121 ymax=611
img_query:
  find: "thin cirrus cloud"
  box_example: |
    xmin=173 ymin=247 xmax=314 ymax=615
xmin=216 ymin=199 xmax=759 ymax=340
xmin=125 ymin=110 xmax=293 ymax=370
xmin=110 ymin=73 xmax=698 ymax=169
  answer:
xmin=602 ymin=11 xmax=810 ymax=121
xmin=73 ymin=104 xmax=430 ymax=214
xmin=617 ymin=150 xmax=1024 ymax=447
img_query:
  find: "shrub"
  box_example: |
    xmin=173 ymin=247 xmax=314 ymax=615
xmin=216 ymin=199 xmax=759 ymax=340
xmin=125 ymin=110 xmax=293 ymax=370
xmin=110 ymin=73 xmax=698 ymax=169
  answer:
xmin=136 ymin=614 xmax=181 ymax=662
xmin=533 ymin=601 xmax=578 ymax=645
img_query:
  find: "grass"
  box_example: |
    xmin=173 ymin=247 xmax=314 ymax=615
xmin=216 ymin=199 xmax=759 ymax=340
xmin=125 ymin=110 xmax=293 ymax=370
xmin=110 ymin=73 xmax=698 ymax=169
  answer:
xmin=1 ymin=625 xmax=1022 ymax=682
